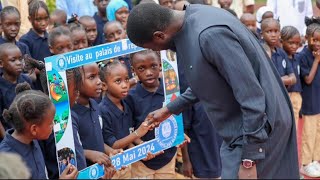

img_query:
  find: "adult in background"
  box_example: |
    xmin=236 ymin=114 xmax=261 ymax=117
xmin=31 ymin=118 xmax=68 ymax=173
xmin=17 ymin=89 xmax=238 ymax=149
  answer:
xmin=266 ymin=0 xmax=312 ymax=36
xmin=211 ymin=0 xmax=254 ymax=18
xmin=126 ymin=3 xmax=299 ymax=179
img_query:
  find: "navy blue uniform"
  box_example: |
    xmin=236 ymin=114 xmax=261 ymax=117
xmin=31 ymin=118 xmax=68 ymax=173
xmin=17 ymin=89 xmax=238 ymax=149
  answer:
xmin=0 ymin=37 xmax=30 ymax=55
xmin=287 ymin=55 xmax=302 ymax=93
xmin=0 ymin=74 xmax=33 ymax=131
xmin=72 ymin=99 xmax=105 ymax=165
xmin=93 ymin=13 xmax=106 ymax=46
xmin=0 ymin=129 xmax=47 ymax=179
xmin=299 ymin=46 xmax=320 ymax=115
xmin=126 ymin=79 xmax=177 ymax=170
xmin=271 ymin=47 xmax=294 ymax=77
xmin=99 ymin=96 xmax=133 ymax=148
xmin=20 ymin=29 xmax=51 ymax=62
xmin=71 ymin=111 xmax=87 ymax=171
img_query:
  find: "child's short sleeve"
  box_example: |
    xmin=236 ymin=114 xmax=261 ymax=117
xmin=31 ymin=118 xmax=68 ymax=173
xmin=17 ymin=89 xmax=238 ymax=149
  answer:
xmin=299 ymin=55 xmax=311 ymax=78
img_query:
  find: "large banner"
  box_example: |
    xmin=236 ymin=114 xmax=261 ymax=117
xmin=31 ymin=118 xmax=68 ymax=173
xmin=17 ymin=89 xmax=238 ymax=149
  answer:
xmin=44 ymin=39 xmax=184 ymax=179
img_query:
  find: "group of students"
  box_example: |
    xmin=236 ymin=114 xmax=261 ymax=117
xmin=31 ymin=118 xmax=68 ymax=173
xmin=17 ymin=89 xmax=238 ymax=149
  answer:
xmin=0 ymin=0 xmax=223 ymax=179
xmin=238 ymin=6 xmax=320 ymax=178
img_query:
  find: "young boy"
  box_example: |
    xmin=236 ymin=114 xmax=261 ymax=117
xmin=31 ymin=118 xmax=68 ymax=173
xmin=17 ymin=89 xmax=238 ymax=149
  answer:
xmin=0 ymin=43 xmax=33 ymax=138
xmin=93 ymin=0 xmax=108 ymax=45
xmin=79 ymin=16 xmax=101 ymax=46
xmin=240 ymin=13 xmax=259 ymax=39
xmin=126 ymin=50 xmax=177 ymax=179
xmin=48 ymin=9 xmax=67 ymax=30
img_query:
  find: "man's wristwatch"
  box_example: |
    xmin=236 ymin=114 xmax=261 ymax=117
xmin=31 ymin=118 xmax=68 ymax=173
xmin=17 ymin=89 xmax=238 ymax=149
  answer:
xmin=242 ymin=159 xmax=256 ymax=169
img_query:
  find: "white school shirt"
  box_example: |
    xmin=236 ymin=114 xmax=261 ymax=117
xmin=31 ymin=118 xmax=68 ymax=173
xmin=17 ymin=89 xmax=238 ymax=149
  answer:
xmin=267 ymin=0 xmax=313 ymax=36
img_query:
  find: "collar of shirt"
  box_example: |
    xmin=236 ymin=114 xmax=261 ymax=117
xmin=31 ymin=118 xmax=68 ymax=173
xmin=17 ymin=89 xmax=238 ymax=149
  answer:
xmin=28 ymin=29 xmax=48 ymax=40
xmin=101 ymin=96 xmax=129 ymax=119
xmin=3 ymin=129 xmax=37 ymax=156
xmin=0 ymin=73 xmax=28 ymax=91
xmin=73 ymin=99 xmax=97 ymax=115
xmin=135 ymin=78 xmax=164 ymax=98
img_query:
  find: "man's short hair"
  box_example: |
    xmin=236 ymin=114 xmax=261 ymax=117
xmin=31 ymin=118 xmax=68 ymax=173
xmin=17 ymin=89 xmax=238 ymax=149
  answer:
xmin=127 ymin=3 xmax=173 ymax=45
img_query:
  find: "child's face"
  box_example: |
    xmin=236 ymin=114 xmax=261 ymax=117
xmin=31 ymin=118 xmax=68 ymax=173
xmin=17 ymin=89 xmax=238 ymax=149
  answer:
xmin=2 ymin=13 xmax=21 ymax=41
xmin=33 ymin=103 xmax=55 ymax=140
xmin=132 ymin=53 xmax=161 ymax=88
xmin=104 ymin=23 xmax=126 ymax=42
xmin=282 ymin=34 xmax=301 ymax=56
xmin=94 ymin=0 xmax=109 ymax=14
xmin=50 ymin=14 xmax=66 ymax=27
xmin=81 ymin=20 xmax=98 ymax=45
xmin=242 ymin=17 xmax=257 ymax=32
xmin=308 ymin=31 xmax=320 ymax=52
xmin=0 ymin=47 xmax=23 ymax=78
xmin=105 ymin=64 xmax=130 ymax=99
xmin=115 ymin=7 xmax=129 ymax=29
xmin=50 ymin=35 xmax=73 ymax=55
xmin=218 ymin=0 xmax=232 ymax=8
xmin=30 ymin=7 xmax=49 ymax=34
xmin=159 ymin=0 xmax=174 ymax=9
xmin=80 ymin=63 xmax=102 ymax=99
xmin=71 ymin=30 xmax=88 ymax=50
xmin=261 ymin=21 xmax=280 ymax=48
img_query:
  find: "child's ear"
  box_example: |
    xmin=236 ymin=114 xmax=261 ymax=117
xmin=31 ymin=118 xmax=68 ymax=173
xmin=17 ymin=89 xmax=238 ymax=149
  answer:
xmin=30 ymin=124 xmax=37 ymax=137
xmin=102 ymin=82 xmax=107 ymax=91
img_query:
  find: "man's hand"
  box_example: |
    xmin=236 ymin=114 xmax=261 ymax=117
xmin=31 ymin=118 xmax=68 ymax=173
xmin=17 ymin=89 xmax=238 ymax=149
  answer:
xmin=238 ymin=164 xmax=257 ymax=179
xmin=146 ymin=107 xmax=172 ymax=126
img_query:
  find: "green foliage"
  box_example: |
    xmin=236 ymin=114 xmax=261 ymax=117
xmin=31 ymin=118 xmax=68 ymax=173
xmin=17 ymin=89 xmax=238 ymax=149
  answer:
xmin=46 ymin=0 xmax=56 ymax=13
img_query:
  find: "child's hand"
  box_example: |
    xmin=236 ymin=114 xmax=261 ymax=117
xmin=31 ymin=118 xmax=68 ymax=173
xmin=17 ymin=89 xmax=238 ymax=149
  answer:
xmin=142 ymin=151 xmax=164 ymax=161
xmin=176 ymin=133 xmax=191 ymax=148
xmin=136 ymin=121 xmax=153 ymax=138
xmin=182 ymin=160 xmax=193 ymax=178
xmin=102 ymin=165 xmax=116 ymax=179
xmin=59 ymin=164 xmax=79 ymax=179
xmin=313 ymin=50 xmax=320 ymax=62
xmin=90 ymin=151 xmax=112 ymax=167
xmin=108 ymin=148 xmax=123 ymax=156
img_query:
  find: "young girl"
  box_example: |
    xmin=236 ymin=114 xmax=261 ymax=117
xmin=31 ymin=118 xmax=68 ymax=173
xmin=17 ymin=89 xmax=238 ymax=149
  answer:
xmin=298 ymin=17 xmax=320 ymax=178
xmin=99 ymin=59 xmax=154 ymax=178
xmin=0 ymin=6 xmax=30 ymax=55
xmin=66 ymin=68 xmax=116 ymax=178
xmin=0 ymin=82 xmax=78 ymax=179
xmin=72 ymin=62 xmax=116 ymax=168
xmin=261 ymin=18 xmax=297 ymax=87
xmin=20 ymin=0 xmax=51 ymax=62
xmin=69 ymin=23 xmax=88 ymax=51
xmin=281 ymin=26 xmax=302 ymax=132
xmin=20 ymin=0 xmax=51 ymax=91
xmin=107 ymin=0 xmax=129 ymax=29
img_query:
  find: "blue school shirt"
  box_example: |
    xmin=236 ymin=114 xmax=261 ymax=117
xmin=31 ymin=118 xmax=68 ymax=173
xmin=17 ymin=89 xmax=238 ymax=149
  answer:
xmin=72 ymin=99 xmax=105 ymax=165
xmin=99 ymin=96 xmax=133 ymax=148
xmin=298 ymin=46 xmax=320 ymax=115
xmin=20 ymin=29 xmax=51 ymax=62
xmin=0 ymin=74 xmax=33 ymax=130
xmin=93 ymin=13 xmax=106 ymax=46
xmin=71 ymin=111 xmax=87 ymax=171
xmin=38 ymin=132 xmax=59 ymax=179
xmin=287 ymin=55 xmax=302 ymax=93
xmin=271 ymin=47 xmax=294 ymax=77
xmin=126 ymin=79 xmax=177 ymax=170
xmin=0 ymin=37 xmax=30 ymax=55
xmin=0 ymin=129 xmax=47 ymax=179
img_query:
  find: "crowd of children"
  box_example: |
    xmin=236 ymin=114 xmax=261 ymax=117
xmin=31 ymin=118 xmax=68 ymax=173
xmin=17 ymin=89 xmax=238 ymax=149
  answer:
xmin=0 ymin=0 xmax=319 ymax=179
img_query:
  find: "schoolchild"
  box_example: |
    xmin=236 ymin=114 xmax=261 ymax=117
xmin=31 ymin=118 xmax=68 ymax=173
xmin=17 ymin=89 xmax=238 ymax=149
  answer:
xmin=0 ymin=82 xmax=78 ymax=179
xmin=261 ymin=18 xmax=296 ymax=86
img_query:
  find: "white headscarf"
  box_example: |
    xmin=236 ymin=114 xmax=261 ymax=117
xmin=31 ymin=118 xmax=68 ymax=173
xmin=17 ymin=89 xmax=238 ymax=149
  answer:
xmin=256 ymin=6 xmax=273 ymax=29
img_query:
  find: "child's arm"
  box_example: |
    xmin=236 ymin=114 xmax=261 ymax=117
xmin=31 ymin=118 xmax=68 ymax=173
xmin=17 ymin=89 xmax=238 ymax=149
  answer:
xmin=0 ymin=122 xmax=5 ymax=139
xmin=84 ymin=149 xmax=111 ymax=167
xmin=304 ymin=52 xmax=320 ymax=84
xmin=110 ymin=121 xmax=151 ymax=149
xmin=181 ymin=145 xmax=193 ymax=178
